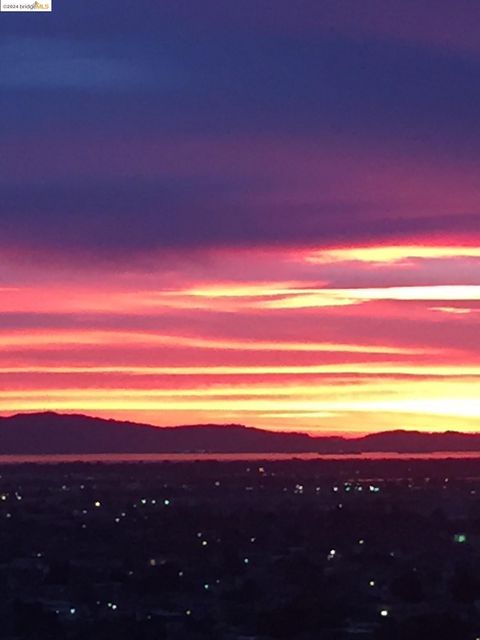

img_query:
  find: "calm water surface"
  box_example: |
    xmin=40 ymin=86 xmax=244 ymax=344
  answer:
xmin=0 ymin=451 xmax=479 ymax=464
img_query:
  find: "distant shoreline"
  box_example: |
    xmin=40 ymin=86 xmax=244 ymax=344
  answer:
xmin=2 ymin=451 xmax=480 ymax=465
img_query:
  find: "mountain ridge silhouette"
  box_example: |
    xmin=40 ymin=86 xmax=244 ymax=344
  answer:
xmin=0 ymin=412 xmax=479 ymax=454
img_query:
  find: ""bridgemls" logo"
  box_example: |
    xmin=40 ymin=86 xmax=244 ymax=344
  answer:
xmin=1 ymin=0 xmax=52 ymax=11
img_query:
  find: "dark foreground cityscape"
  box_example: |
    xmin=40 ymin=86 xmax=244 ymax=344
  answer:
xmin=1 ymin=459 xmax=480 ymax=639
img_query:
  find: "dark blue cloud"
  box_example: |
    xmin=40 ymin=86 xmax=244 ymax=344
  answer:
xmin=1 ymin=178 xmax=478 ymax=256
xmin=1 ymin=0 xmax=480 ymax=256
xmin=0 ymin=37 xmax=173 ymax=91
xmin=2 ymin=1 xmax=480 ymax=140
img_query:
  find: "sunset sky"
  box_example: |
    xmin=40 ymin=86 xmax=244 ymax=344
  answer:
xmin=1 ymin=1 xmax=480 ymax=434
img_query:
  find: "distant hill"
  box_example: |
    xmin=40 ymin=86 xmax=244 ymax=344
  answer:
xmin=0 ymin=412 xmax=479 ymax=455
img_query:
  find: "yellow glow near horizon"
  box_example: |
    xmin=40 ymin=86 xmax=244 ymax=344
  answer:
xmin=2 ymin=394 xmax=479 ymax=420
xmin=1 ymin=376 xmax=477 ymax=402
